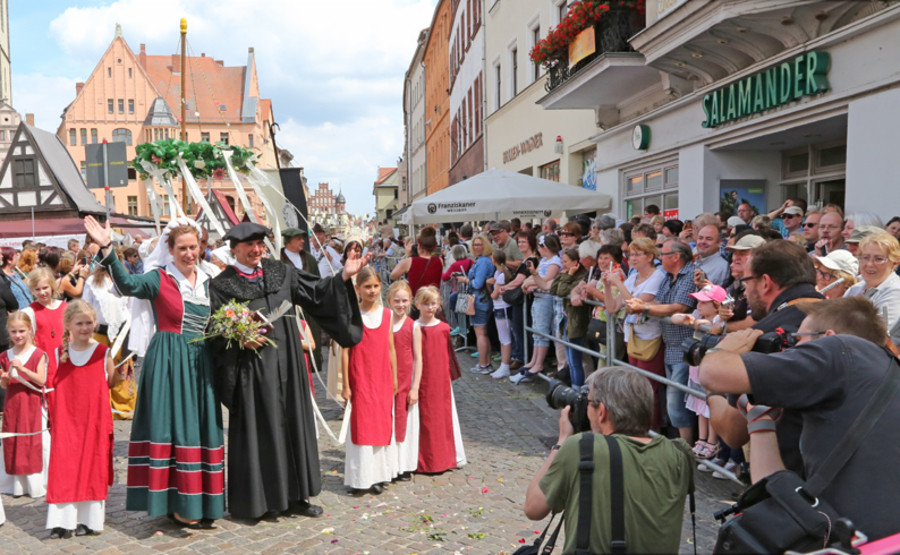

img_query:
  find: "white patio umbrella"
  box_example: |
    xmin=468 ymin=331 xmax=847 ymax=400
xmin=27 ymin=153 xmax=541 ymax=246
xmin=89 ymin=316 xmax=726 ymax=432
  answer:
xmin=403 ymin=168 xmax=611 ymax=225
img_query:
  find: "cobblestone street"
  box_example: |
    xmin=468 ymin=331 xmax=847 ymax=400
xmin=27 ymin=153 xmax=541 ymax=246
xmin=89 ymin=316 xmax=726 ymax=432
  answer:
xmin=2 ymin=354 xmax=741 ymax=554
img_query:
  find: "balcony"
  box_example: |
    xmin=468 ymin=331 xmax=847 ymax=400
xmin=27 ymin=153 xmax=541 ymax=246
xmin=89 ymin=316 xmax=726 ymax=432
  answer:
xmin=537 ymin=5 xmax=658 ymax=112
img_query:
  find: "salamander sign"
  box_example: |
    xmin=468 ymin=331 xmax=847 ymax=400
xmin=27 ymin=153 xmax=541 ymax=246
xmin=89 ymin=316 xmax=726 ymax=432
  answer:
xmin=702 ymin=51 xmax=830 ymax=128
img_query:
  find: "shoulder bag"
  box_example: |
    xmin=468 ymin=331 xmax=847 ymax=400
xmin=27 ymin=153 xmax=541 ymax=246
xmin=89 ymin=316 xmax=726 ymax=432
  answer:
xmin=714 ymin=353 xmax=900 ymax=554
xmin=626 ymin=334 xmax=662 ymax=362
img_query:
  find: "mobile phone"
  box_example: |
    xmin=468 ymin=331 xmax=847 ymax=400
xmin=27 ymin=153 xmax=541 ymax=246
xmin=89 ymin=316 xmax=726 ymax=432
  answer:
xmin=80 ymin=257 xmax=88 ymax=266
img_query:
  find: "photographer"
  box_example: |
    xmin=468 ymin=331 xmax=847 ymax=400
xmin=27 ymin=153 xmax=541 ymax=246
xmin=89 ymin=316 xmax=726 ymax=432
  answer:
xmin=707 ymin=239 xmax=822 ymax=474
xmin=699 ymin=296 xmax=900 ymax=542
xmin=524 ymin=367 xmax=693 ymax=554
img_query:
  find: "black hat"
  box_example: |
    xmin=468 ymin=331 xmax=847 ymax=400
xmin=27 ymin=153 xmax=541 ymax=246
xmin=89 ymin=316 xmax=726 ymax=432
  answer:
xmin=224 ymin=222 xmax=271 ymax=244
xmin=312 ymin=223 xmax=326 ymax=234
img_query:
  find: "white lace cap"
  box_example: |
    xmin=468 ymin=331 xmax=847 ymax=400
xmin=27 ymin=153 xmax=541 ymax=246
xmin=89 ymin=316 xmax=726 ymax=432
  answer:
xmin=142 ymin=217 xmax=204 ymax=272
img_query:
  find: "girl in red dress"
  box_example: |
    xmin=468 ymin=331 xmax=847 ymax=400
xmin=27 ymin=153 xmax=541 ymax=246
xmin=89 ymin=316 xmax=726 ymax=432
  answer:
xmin=386 ymin=281 xmax=421 ymax=480
xmin=0 ymin=311 xmax=49 ymax=498
xmin=341 ymin=267 xmax=398 ymax=494
xmin=414 ymin=286 xmax=467 ymax=473
xmin=22 ymin=268 xmax=67 ymax=391
xmin=45 ymin=301 xmax=117 ymax=539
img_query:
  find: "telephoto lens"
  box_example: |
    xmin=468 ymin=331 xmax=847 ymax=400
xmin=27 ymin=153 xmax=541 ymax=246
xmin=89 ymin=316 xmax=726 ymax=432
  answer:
xmin=545 ymin=379 xmax=592 ymax=433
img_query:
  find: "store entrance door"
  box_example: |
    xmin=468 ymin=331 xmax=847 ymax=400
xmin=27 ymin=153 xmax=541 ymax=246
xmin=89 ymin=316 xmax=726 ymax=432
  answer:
xmin=815 ymin=178 xmax=845 ymax=208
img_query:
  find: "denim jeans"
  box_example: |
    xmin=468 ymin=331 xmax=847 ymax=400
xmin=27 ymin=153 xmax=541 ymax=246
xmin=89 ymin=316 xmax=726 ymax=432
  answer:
xmin=564 ymin=335 xmax=586 ymax=387
xmin=664 ymin=361 xmax=695 ymax=429
xmin=531 ymin=296 xmax=554 ymax=347
xmin=509 ymin=302 xmax=524 ymax=362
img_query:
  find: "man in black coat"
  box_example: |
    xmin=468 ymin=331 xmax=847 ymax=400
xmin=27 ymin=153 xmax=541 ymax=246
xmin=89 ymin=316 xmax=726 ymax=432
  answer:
xmin=209 ymin=222 xmax=368 ymax=520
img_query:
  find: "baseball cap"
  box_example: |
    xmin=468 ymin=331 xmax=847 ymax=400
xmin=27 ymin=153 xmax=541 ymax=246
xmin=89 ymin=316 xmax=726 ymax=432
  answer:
xmin=816 ymin=250 xmax=858 ymax=276
xmin=783 ymin=206 xmax=804 ymax=217
xmin=726 ymin=216 xmax=744 ymax=228
xmin=690 ymin=284 xmax=728 ymax=303
xmin=846 ymin=225 xmax=882 ymax=243
xmin=726 ymin=235 xmax=766 ymax=251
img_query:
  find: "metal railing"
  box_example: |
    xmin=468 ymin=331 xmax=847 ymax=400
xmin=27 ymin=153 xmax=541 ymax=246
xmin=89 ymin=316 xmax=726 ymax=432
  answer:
xmin=520 ymin=294 xmax=744 ymax=484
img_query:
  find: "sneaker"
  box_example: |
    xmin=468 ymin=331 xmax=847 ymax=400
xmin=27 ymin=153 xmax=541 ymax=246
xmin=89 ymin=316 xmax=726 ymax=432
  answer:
xmin=491 ymin=354 xmax=501 ymax=362
xmin=476 ymin=364 xmax=494 ymax=375
xmin=449 ymin=326 xmax=461 ymax=336
xmin=490 ymin=365 xmax=510 ymax=379
xmin=712 ymin=460 xmax=739 ymax=480
xmin=470 ymin=351 xmax=479 ymax=358
xmin=467 ymin=364 xmax=483 ymax=374
xmin=698 ymin=456 xmax=725 ymax=472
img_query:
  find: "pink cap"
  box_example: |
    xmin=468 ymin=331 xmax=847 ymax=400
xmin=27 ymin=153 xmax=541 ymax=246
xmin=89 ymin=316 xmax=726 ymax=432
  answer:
xmin=690 ymin=284 xmax=728 ymax=304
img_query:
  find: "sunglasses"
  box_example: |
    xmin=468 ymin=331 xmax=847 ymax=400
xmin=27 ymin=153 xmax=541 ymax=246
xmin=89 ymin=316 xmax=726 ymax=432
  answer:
xmin=558 ymin=232 xmax=574 ymax=237
xmin=803 ymin=222 xmax=818 ymax=228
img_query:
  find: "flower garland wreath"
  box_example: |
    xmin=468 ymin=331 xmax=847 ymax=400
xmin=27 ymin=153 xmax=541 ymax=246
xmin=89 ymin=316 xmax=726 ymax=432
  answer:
xmin=132 ymin=139 xmax=257 ymax=180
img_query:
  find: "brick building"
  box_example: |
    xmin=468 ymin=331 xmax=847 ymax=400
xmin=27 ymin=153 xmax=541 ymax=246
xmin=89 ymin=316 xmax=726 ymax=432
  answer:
xmin=56 ymin=24 xmax=277 ymax=220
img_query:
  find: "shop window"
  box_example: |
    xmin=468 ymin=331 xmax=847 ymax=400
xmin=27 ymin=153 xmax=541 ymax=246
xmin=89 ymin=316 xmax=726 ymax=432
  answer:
xmin=540 ymin=160 xmax=560 ymax=182
xmin=624 ymin=162 xmax=679 ymax=219
xmin=816 ymin=144 xmax=846 ymax=171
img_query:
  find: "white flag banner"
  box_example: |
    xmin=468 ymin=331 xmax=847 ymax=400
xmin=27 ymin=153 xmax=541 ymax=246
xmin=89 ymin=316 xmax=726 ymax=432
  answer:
xmin=175 ymin=155 xmax=225 ymax=237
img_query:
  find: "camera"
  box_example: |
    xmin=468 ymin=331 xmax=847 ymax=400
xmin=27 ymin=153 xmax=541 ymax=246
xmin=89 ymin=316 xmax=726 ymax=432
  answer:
xmin=681 ymin=329 xmax=789 ymax=366
xmin=721 ymin=295 xmax=735 ymax=310
xmin=546 ymin=379 xmax=592 ymax=433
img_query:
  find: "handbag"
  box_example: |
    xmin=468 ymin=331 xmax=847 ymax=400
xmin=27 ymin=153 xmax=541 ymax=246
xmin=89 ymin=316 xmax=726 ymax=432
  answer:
xmin=465 ymin=293 xmax=476 ymax=316
xmin=626 ymin=334 xmax=662 ymax=362
xmin=502 ymin=286 xmax=524 ymax=306
xmin=714 ymin=352 xmax=900 ymax=554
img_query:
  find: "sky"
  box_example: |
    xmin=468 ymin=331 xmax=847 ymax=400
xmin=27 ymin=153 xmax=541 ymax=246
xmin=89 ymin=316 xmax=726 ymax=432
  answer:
xmin=10 ymin=0 xmax=438 ymax=216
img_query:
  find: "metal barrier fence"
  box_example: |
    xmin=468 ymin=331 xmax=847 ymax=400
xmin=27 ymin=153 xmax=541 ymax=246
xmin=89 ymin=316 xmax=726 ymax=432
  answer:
xmin=520 ymin=294 xmax=743 ymax=484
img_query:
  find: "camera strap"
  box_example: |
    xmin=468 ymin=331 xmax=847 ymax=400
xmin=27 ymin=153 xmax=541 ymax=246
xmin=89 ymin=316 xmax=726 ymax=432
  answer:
xmin=575 ymin=433 xmax=596 ymax=555
xmin=604 ymin=435 xmax=627 ymax=555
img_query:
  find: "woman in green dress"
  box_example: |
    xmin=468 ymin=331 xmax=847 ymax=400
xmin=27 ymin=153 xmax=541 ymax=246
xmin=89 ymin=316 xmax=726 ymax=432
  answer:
xmin=84 ymin=215 xmax=223 ymax=529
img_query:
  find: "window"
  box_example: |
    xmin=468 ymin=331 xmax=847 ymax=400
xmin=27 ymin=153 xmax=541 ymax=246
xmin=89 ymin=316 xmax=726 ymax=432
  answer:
xmin=13 ymin=158 xmax=37 ymax=189
xmin=107 ymin=67 xmax=111 ymax=78
xmin=201 ymin=132 xmax=210 ymax=142
xmin=248 ymin=134 xmax=254 ymax=148
xmin=556 ymin=0 xmax=569 ymax=24
xmin=623 ymin=163 xmax=679 ymax=219
xmin=220 ymin=132 xmax=229 ymax=145
xmin=510 ymin=47 xmax=518 ymax=97
xmin=128 ymin=99 xmax=134 ymax=114
xmin=112 ymin=128 xmax=132 ymax=145
xmin=540 ymin=160 xmax=560 ymax=182
xmin=91 ymin=128 xmax=98 ymax=144
xmin=118 ymin=99 xmax=124 ymax=114
xmin=494 ymin=62 xmax=502 ymax=110
xmin=69 ymin=129 xmax=76 ymax=146
xmin=108 ymin=99 xmax=114 ymax=114
xmin=80 ymin=161 xmax=87 ymax=180
xmin=531 ymin=25 xmax=542 ymax=82
xmin=80 ymin=128 xmax=87 ymax=145
xmin=127 ymin=196 xmax=138 ymax=216
xmin=162 ymin=195 xmax=171 ymax=217
xmin=128 ymin=68 xmax=132 ymax=78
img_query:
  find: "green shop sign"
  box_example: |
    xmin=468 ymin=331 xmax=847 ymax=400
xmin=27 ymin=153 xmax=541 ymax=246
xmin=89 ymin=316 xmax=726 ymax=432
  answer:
xmin=702 ymin=51 xmax=830 ymax=128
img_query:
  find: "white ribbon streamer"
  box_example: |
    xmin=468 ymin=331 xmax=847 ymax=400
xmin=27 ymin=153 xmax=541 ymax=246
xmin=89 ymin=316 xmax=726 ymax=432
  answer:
xmin=221 ymin=150 xmax=259 ymax=224
xmin=140 ymin=160 xmax=184 ymax=219
xmin=142 ymin=176 xmax=163 ymax=234
xmin=175 ymin=155 xmax=225 ymax=237
xmin=245 ymin=162 xmax=283 ymax=252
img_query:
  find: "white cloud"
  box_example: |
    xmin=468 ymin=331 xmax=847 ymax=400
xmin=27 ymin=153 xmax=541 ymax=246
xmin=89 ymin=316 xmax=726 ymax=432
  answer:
xmin=27 ymin=0 xmax=436 ymax=215
xmin=276 ymin=115 xmax=404 ymax=216
xmin=11 ymin=74 xmax=79 ymax=131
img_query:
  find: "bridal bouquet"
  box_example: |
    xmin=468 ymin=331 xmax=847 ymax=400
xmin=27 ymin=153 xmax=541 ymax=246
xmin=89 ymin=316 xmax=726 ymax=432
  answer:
xmin=194 ymin=300 xmax=277 ymax=354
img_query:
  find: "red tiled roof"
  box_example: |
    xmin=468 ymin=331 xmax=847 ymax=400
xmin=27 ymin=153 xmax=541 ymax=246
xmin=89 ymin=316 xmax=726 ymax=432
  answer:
xmin=375 ymin=167 xmax=397 ymax=185
xmin=142 ymin=55 xmax=246 ymax=123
